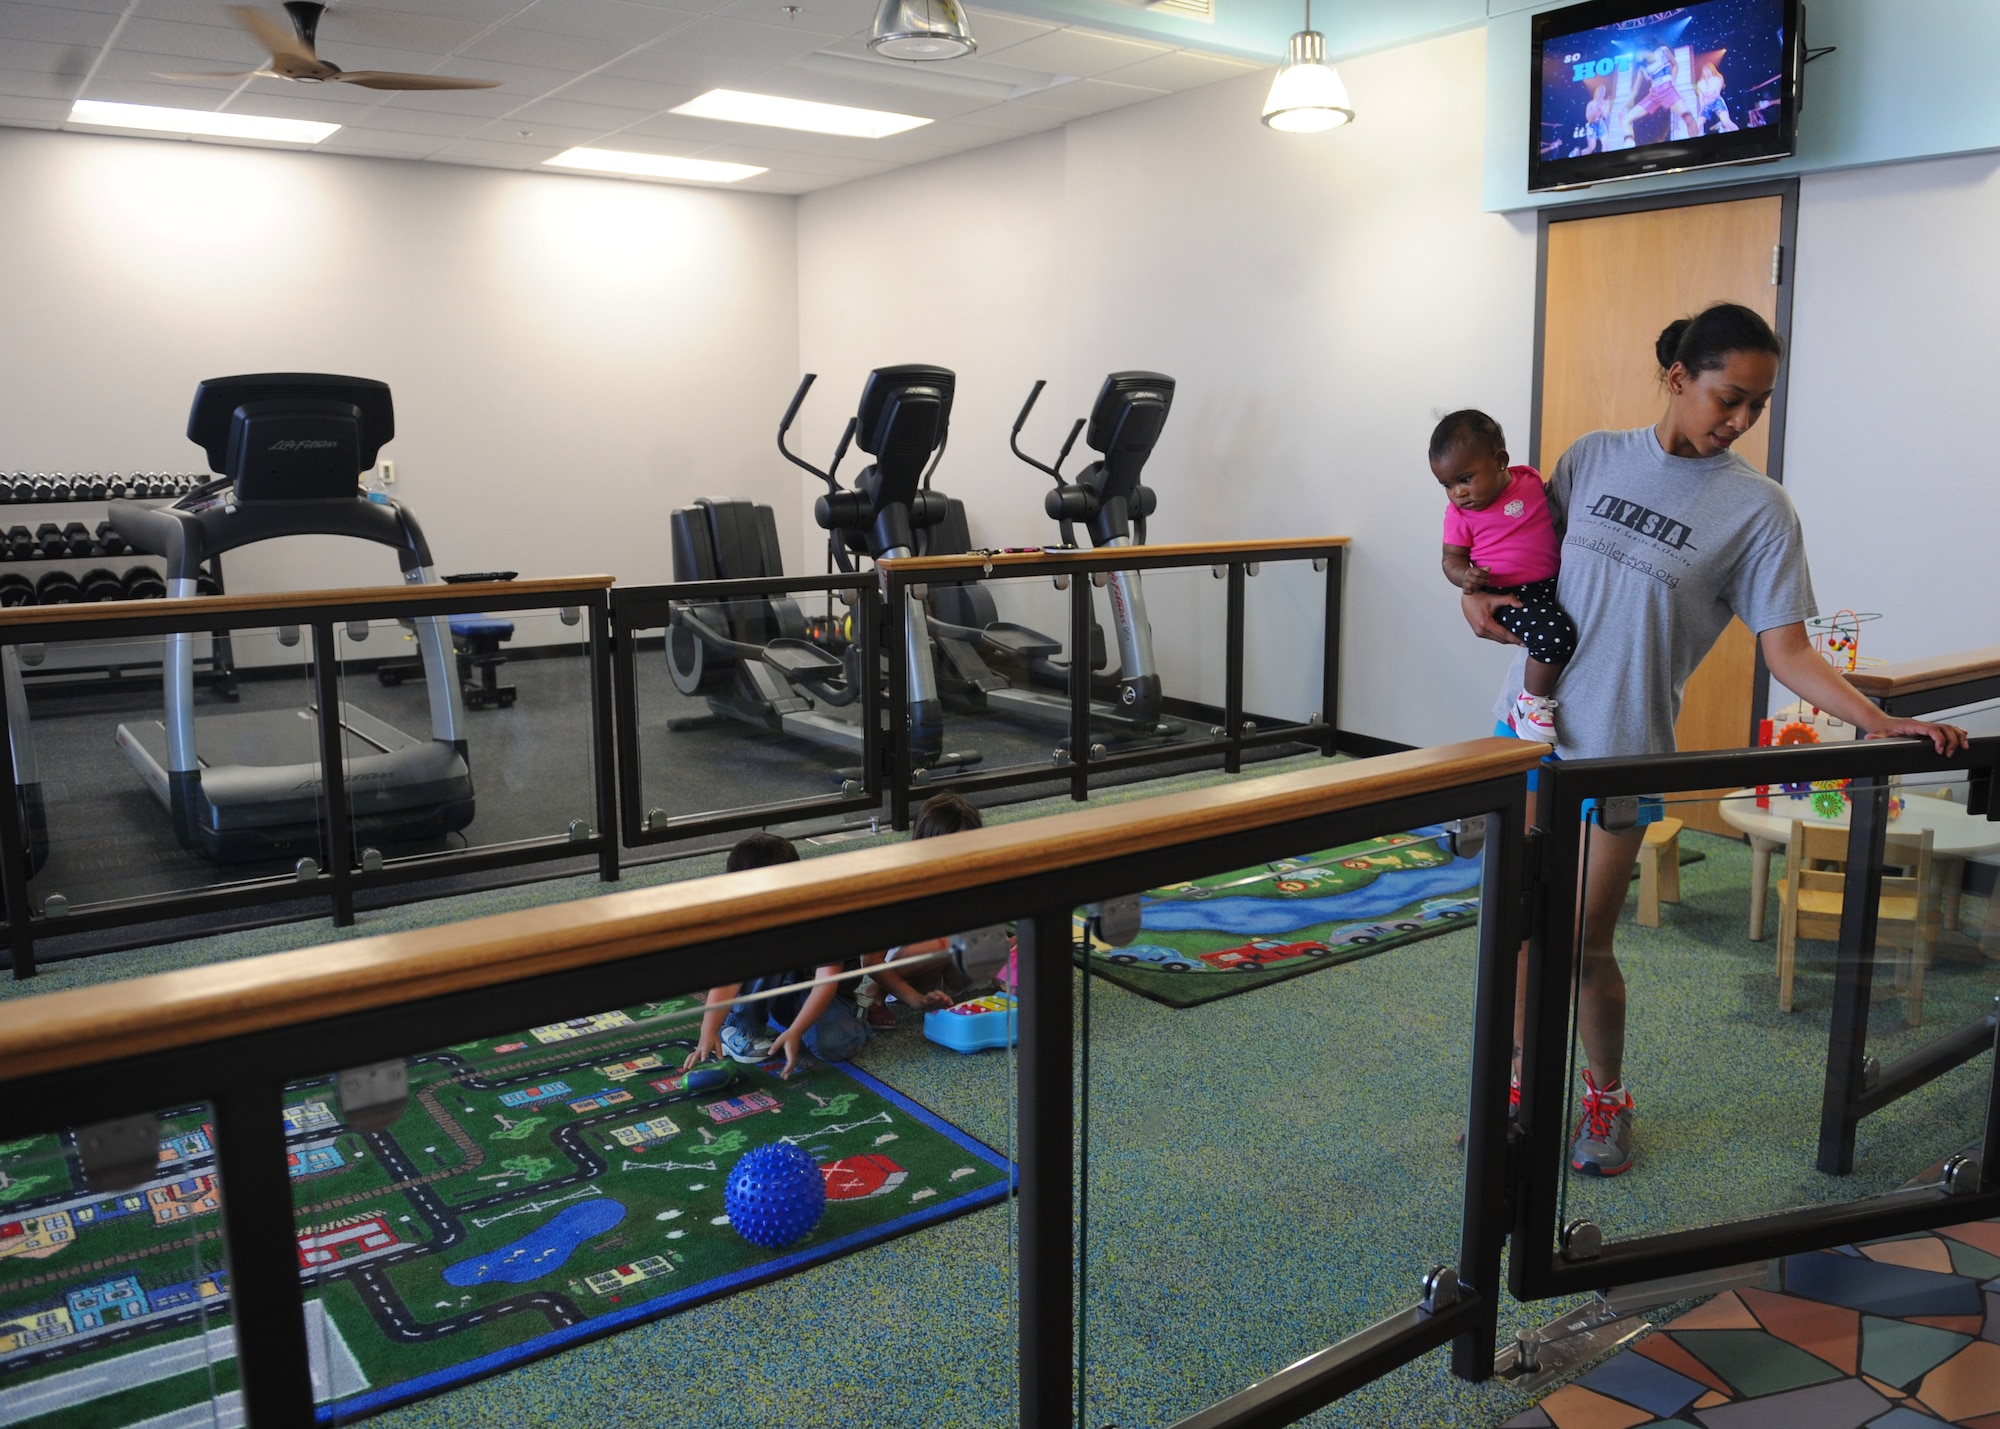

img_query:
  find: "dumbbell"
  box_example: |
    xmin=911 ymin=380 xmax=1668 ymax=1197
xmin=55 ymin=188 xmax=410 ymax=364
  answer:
xmin=0 ymin=475 xmax=19 ymax=505
xmin=50 ymin=473 xmax=74 ymax=502
xmin=0 ymin=573 xmax=32 ymax=608
xmin=29 ymin=474 xmax=52 ymax=502
xmin=85 ymin=473 xmax=108 ymax=501
xmin=34 ymin=523 xmax=65 ymax=558
xmin=121 ymin=566 xmax=165 ymax=600
xmin=62 ymin=522 xmax=93 ymax=557
xmin=78 ymin=568 xmax=125 ymax=603
xmin=95 ymin=521 xmax=127 ymax=557
xmin=7 ymin=527 xmax=32 ymax=562
xmin=34 ymin=570 xmax=80 ymax=606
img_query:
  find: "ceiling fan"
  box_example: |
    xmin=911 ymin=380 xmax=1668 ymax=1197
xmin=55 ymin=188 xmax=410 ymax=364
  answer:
xmin=157 ymin=2 xmax=501 ymax=91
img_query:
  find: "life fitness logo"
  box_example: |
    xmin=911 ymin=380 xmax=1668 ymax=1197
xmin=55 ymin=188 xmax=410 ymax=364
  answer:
xmin=1504 ymin=499 xmax=1525 ymax=518
xmin=268 ymin=439 xmax=340 ymax=451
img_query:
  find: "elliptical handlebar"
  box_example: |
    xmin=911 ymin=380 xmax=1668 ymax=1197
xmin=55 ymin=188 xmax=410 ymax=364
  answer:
xmin=778 ymin=373 xmax=837 ymax=492
xmin=1008 ymin=379 xmax=1085 ymax=486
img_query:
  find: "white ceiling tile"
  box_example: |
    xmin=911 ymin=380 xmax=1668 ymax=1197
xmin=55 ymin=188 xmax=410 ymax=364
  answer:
xmin=216 ymin=87 xmax=375 ymax=121
xmin=568 ymin=128 xmax=713 ymax=155
xmin=620 ymin=108 xmax=750 ymax=143
xmin=598 ymin=44 xmax=764 ymax=88
xmin=960 ymin=8 xmax=1059 ymax=52
xmin=509 ymin=0 xmax=697 ymax=47
xmin=983 ymin=28 xmax=1167 ymax=78
xmin=115 ymin=17 xmax=272 ymax=63
xmin=350 ymin=0 xmax=528 ymax=23
xmin=91 ymin=46 xmax=250 ymax=83
xmin=431 ymin=134 xmax=572 ymax=162
xmin=0 ymin=4 xmax=124 ymax=48
xmin=77 ymin=75 xmax=254 ymax=107
xmin=0 ymin=64 xmax=78 ymax=101
xmin=369 ymin=83 xmax=520 ymax=116
xmin=552 ymin=73 xmax=693 ymax=110
xmin=507 ymin=96 xmax=653 ymax=131
xmin=0 ymin=94 xmax=70 ymax=124
xmin=1101 ymin=48 xmax=1260 ymax=91
xmin=436 ymin=55 xmax=582 ymax=93
xmin=876 ymin=115 xmax=1013 ymax=151
xmin=340 ymin=101 xmax=487 ymax=135
xmin=948 ymin=96 xmax=1068 ymax=132
xmin=316 ymin=124 xmax=456 ymax=155
xmin=844 ymin=81 xmax=998 ymax=120
xmin=306 ymin=6 xmax=496 ymax=53
xmin=741 ymin=67 xmax=896 ymax=105
xmin=1007 ymin=74 xmax=1162 ymax=115
xmin=684 ymin=140 xmax=890 ymax=177
xmin=656 ymin=15 xmax=843 ymax=64
xmin=733 ymin=168 xmax=842 ymax=192
xmin=469 ymin=115 xmax=611 ymax=146
xmin=718 ymin=0 xmax=876 ymax=31
xmin=460 ymin=26 xmax=628 ymax=71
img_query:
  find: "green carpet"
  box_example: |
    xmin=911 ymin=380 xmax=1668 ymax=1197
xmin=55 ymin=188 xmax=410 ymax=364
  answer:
xmin=2 ymin=754 xmax=1992 ymax=1429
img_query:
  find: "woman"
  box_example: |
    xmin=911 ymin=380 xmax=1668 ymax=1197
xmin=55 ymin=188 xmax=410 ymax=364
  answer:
xmin=1462 ymin=303 xmax=1968 ymax=1177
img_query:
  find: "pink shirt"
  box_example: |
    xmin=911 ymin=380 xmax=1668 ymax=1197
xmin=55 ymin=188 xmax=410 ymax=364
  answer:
xmin=1441 ymin=465 xmax=1560 ymax=588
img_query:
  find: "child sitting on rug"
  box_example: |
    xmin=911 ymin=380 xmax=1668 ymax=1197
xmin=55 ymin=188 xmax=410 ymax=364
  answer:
xmin=858 ymin=792 xmax=985 ymax=1029
xmin=1433 ymin=409 xmax=1577 ymax=745
xmin=683 ymin=832 xmax=868 ymax=1077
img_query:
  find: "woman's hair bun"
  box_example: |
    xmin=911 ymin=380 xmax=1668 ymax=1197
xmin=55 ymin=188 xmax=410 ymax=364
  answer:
xmin=1655 ymin=318 xmax=1691 ymax=372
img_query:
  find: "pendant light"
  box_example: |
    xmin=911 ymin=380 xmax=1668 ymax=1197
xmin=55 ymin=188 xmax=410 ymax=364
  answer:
xmin=869 ymin=0 xmax=976 ymax=61
xmin=1262 ymin=0 xmax=1354 ymax=132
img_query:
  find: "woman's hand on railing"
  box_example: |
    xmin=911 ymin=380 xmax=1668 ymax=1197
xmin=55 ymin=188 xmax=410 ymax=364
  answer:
xmin=1861 ymin=716 xmax=1971 ymax=757
xmin=1460 ymin=589 xmax=1525 ymax=647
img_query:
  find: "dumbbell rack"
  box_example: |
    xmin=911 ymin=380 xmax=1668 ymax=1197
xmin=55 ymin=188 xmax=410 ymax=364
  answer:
xmin=1 ymin=472 xmax=237 ymax=698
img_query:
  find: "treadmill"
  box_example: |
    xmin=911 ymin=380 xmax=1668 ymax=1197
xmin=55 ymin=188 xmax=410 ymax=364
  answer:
xmin=112 ymin=373 xmax=473 ymax=862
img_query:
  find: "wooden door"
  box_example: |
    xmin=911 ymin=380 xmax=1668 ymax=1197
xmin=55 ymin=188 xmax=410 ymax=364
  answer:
xmin=1538 ymin=195 xmax=1783 ymax=837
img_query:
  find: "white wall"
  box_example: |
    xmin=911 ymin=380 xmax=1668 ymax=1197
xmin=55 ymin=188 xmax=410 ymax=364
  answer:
xmin=1786 ymin=151 xmax=2000 ymax=672
xmin=799 ymin=29 xmax=1539 ymax=746
xmin=0 ymin=128 xmax=799 ymax=599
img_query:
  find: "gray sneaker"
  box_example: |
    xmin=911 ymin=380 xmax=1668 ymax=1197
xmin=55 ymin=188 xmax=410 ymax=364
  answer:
xmin=719 ymin=1023 xmax=774 ymax=1064
xmin=1569 ymin=1073 xmax=1635 ymax=1177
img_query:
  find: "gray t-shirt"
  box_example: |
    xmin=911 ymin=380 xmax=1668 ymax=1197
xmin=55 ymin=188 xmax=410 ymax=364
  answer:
xmin=1493 ymin=426 xmax=1817 ymax=759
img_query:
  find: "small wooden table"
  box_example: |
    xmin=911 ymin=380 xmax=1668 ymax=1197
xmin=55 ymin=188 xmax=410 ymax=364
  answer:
xmin=1718 ymin=788 xmax=2000 ymax=942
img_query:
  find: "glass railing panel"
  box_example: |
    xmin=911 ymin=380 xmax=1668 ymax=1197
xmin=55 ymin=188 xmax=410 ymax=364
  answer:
xmin=1554 ymin=775 xmax=1996 ymax=1255
xmin=0 ymin=1103 xmax=238 ymax=1427
xmin=1078 ymin=821 xmax=1488 ymax=1425
xmin=631 ymin=581 xmax=871 ymax=830
xmin=1088 ymin=560 xmax=1227 ymax=764
xmin=1241 ymin=556 xmax=1337 ymax=748
xmin=10 ymin=621 xmax=322 ymax=915
xmin=926 ymin=571 xmax=1084 ymax=783
xmin=303 ymin=939 xmax=1016 ymax=1422
xmin=335 ymin=607 xmax=596 ymax=863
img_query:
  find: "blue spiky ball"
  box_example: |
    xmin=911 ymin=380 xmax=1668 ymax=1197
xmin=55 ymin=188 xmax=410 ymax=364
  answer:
xmin=724 ymin=1143 xmax=825 ymax=1249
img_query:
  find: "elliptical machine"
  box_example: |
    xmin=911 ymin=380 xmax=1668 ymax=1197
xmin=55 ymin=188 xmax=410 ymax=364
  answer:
xmin=926 ymin=372 xmax=1177 ymax=737
xmin=664 ymin=365 xmax=963 ymax=772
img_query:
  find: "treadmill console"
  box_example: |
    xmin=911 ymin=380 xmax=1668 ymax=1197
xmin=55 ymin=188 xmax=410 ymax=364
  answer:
xmin=1085 ymin=371 xmax=1174 ymax=497
xmin=187 ymin=373 xmax=394 ymax=502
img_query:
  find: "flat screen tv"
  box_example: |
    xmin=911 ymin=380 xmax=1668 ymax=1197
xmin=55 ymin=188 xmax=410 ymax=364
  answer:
xmin=1530 ymin=0 xmax=1802 ymax=193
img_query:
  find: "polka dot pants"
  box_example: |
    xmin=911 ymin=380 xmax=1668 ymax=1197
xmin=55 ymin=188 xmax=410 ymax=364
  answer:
xmin=1490 ymin=576 xmax=1578 ymax=664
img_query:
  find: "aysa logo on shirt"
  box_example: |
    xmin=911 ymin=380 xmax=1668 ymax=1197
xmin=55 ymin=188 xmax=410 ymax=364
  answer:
xmin=1504 ymin=500 xmax=1525 ymax=517
xmin=1586 ymin=495 xmax=1695 ymax=551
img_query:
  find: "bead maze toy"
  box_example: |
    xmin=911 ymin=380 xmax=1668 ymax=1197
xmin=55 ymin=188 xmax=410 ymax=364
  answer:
xmin=923 ymin=992 xmax=1019 ymax=1053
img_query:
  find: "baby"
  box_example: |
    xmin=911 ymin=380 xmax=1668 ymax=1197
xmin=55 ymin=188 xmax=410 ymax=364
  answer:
xmin=1432 ymin=410 xmax=1577 ymax=744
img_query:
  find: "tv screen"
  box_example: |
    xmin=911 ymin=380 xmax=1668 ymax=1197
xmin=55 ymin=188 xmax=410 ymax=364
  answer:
xmin=1530 ymin=0 xmax=1801 ymax=193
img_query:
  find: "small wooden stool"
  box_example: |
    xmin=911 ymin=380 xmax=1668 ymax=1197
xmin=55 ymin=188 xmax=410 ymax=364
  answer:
xmin=1637 ymin=817 xmax=1684 ymax=927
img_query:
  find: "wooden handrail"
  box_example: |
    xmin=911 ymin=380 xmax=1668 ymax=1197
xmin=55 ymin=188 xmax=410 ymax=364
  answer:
xmin=0 ymin=738 xmax=1539 ymax=1080
xmin=0 ymin=576 xmax=614 ymax=630
xmin=1848 ymin=645 xmax=2000 ymax=699
xmin=879 ymin=537 xmax=1349 ymax=577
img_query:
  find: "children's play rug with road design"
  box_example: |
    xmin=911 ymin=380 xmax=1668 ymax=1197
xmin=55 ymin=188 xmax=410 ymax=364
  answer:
xmin=0 ymin=1001 xmax=1010 ymax=1426
xmin=1078 ymin=825 xmax=1485 ymax=1008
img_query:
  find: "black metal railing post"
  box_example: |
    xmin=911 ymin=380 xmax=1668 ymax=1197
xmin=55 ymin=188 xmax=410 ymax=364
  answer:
xmin=887 ymin=580 xmax=913 ymax=831
xmin=1321 ymin=547 xmax=1344 ymax=756
xmin=1224 ymin=562 xmax=1246 ymax=775
xmin=1454 ymin=789 xmax=1527 ymax=1380
xmin=213 ymin=1079 xmax=318 ymax=1425
xmin=609 ymin=592 xmax=648 ymax=849
xmin=1817 ymin=774 xmax=1892 ymax=1175
xmin=1017 ymin=907 xmax=1076 ymax=1427
xmin=859 ymin=581 xmax=882 ymax=807
xmin=0 ymin=641 xmax=36 ymax=979
xmin=588 ymin=596 xmax=619 ymax=882
xmin=1068 ymin=572 xmax=1090 ymax=804
xmin=309 ymin=619 xmax=355 ymax=929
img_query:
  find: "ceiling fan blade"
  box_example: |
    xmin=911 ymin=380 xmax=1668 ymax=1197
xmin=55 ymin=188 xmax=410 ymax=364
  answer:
xmin=331 ymin=71 xmax=501 ymax=90
xmin=224 ymin=4 xmax=318 ymax=66
xmin=153 ymin=69 xmax=273 ymax=81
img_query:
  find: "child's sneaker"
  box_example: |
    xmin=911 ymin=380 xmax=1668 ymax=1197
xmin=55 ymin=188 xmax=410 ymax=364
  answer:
xmin=718 ymin=1023 xmax=774 ymax=1064
xmin=1570 ymin=1070 xmax=1635 ymax=1177
xmin=1512 ymin=691 xmax=1558 ymax=745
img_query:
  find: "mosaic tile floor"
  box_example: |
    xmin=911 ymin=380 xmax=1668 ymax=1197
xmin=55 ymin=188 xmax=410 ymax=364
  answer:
xmin=1501 ymin=1221 xmax=2000 ymax=1429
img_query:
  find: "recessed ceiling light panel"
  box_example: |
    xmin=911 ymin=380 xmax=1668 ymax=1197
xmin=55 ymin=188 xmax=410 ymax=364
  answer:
xmin=68 ymin=100 xmax=339 ymax=144
xmin=544 ymin=148 xmax=766 ymax=183
xmin=672 ymin=89 xmax=931 ymax=139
